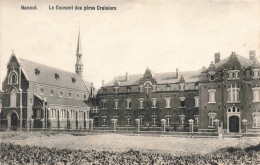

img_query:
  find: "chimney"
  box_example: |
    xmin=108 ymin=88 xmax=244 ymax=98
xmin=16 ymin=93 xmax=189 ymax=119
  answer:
xmin=214 ymin=52 xmax=220 ymax=64
xmin=176 ymin=68 xmax=179 ymax=78
xmin=231 ymin=52 xmax=236 ymax=58
xmin=126 ymin=72 xmax=129 ymax=82
xmin=249 ymin=50 xmax=256 ymax=61
xmin=102 ymin=80 xmax=105 ymax=86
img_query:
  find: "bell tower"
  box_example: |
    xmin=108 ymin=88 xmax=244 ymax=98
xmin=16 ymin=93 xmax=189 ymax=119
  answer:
xmin=75 ymin=30 xmax=84 ymax=78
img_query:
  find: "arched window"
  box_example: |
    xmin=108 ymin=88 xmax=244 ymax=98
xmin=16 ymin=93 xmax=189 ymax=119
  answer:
xmin=35 ymin=102 xmax=42 ymax=118
xmin=8 ymin=71 xmax=18 ymax=85
xmin=10 ymin=88 xmax=17 ymax=107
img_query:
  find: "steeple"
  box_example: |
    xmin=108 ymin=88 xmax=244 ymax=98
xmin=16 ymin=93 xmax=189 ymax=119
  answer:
xmin=75 ymin=29 xmax=84 ymax=78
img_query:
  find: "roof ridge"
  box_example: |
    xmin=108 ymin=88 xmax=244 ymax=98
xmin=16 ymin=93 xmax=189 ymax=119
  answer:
xmin=19 ymin=58 xmax=79 ymax=77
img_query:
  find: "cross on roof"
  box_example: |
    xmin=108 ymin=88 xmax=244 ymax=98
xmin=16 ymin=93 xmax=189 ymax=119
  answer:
xmin=144 ymin=83 xmax=151 ymax=95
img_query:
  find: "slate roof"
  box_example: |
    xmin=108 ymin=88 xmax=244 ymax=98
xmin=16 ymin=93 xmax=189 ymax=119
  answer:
xmin=214 ymin=54 xmax=254 ymax=70
xmin=19 ymin=58 xmax=91 ymax=92
xmin=104 ymin=71 xmax=200 ymax=87
xmin=44 ymin=95 xmax=90 ymax=107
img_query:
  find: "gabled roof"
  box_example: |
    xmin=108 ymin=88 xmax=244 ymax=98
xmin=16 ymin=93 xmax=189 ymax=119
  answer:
xmin=104 ymin=70 xmax=200 ymax=87
xmin=214 ymin=54 xmax=254 ymax=70
xmin=19 ymin=58 xmax=91 ymax=92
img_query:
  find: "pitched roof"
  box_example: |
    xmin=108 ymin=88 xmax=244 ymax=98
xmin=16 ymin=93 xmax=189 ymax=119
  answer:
xmin=43 ymin=95 xmax=91 ymax=107
xmin=19 ymin=58 xmax=91 ymax=92
xmin=214 ymin=54 xmax=254 ymax=70
xmin=104 ymin=70 xmax=200 ymax=87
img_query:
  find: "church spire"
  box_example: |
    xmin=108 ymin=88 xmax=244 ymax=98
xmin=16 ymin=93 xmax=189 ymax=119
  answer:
xmin=75 ymin=29 xmax=84 ymax=78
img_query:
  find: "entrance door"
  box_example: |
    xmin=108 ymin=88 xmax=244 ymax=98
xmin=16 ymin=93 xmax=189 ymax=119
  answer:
xmin=229 ymin=116 xmax=239 ymax=132
xmin=94 ymin=117 xmax=99 ymax=127
xmin=11 ymin=113 xmax=18 ymax=131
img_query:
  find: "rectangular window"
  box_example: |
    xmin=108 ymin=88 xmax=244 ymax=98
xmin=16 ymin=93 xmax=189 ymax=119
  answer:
xmin=194 ymin=96 xmax=199 ymax=107
xmin=152 ymin=115 xmax=157 ymax=126
xmin=165 ymin=97 xmax=171 ymax=108
xmin=179 ymin=115 xmax=185 ymax=126
xmin=228 ymin=70 xmax=239 ymax=79
xmin=208 ymin=89 xmax=216 ymax=103
xmin=227 ymin=85 xmax=240 ymax=103
xmin=126 ymin=116 xmax=131 ymax=126
xmin=253 ymin=113 xmax=260 ymax=128
xmin=253 ymin=69 xmax=259 ymax=79
xmin=126 ymin=98 xmax=131 ymax=109
xmin=102 ymin=116 xmax=107 ymax=126
xmin=194 ymin=115 xmax=199 ymax=126
xmin=114 ymin=99 xmax=119 ymax=109
xmin=179 ymin=97 xmax=185 ymax=108
xmin=208 ymin=112 xmax=216 ymax=128
xmin=253 ymin=88 xmax=260 ymax=102
xmin=138 ymin=98 xmax=144 ymax=109
xmin=151 ymin=98 xmax=157 ymax=108
xmin=165 ymin=115 xmax=171 ymax=126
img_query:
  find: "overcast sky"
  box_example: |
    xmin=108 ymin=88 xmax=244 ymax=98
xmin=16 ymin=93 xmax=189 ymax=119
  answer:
xmin=0 ymin=0 xmax=260 ymax=89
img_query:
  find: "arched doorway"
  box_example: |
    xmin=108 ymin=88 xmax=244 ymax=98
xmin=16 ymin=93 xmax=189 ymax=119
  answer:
xmin=229 ymin=116 xmax=239 ymax=132
xmin=11 ymin=113 xmax=18 ymax=131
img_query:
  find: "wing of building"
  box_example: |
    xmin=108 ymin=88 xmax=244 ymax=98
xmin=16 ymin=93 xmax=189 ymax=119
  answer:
xmin=94 ymin=51 xmax=260 ymax=134
xmin=0 ymin=31 xmax=95 ymax=131
xmin=95 ymin=67 xmax=200 ymax=132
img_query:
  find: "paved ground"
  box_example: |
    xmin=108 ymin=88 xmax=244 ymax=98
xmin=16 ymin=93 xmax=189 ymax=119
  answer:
xmin=0 ymin=132 xmax=259 ymax=156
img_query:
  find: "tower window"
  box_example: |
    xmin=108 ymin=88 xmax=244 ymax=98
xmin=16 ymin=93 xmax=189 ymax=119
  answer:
xmin=8 ymin=71 xmax=18 ymax=85
xmin=10 ymin=88 xmax=17 ymax=107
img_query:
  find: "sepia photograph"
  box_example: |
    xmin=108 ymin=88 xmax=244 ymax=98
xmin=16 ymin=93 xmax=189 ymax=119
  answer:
xmin=0 ymin=0 xmax=260 ymax=164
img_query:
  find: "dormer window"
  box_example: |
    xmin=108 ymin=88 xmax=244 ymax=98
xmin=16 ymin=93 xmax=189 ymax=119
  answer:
xmin=228 ymin=70 xmax=239 ymax=80
xmin=55 ymin=73 xmax=59 ymax=79
xmin=76 ymin=94 xmax=80 ymax=99
xmin=180 ymin=83 xmax=185 ymax=91
xmin=35 ymin=68 xmax=40 ymax=75
xmin=166 ymin=84 xmax=170 ymax=91
xmin=72 ymin=77 xmax=76 ymax=83
xmin=68 ymin=92 xmax=72 ymax=98
xmin=209 ymin=71 xmax=215 ymax=81
xmin=253 ymin=69 xmax=260 ymax=79
xmin=139 ymin=85 xmax=143 ymax=92
xmin=60 ymin=91 xmax=63 ymax=97
xmin=84 ymin=94 xmax=87 ymax=100
xmin=127 ymin=86 xmax=131 ymax=93
xmin=114 ymin=87 xmax=119 ymax=93
xmin=152 ymin=85 xmax=157 ymax=92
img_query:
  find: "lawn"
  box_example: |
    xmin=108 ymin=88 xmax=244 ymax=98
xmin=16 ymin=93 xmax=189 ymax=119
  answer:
xmin=0 ymin=131 xmax=259 ymax=156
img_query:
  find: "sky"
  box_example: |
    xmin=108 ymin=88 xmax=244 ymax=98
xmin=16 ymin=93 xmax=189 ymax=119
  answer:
xmin=0 ymin=0 xmax=260 ymax=89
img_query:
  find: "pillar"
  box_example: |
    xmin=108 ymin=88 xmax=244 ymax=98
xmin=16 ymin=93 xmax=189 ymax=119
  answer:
xmin=111 ymin=119 xmax=117 ymax=132
xmin=161 ymin=119 xmax=166 ymax=132
xmin=188 ymin=119 xmax=194 ymax=132
xmin=214 ymin=119 xmax=219 ymax=133
xmin=89 ymin=118 xmax=94 ymax=131
xmin=242 ymin=119 xmax=247 ymax=133
xmin=135 ymin=119 xmax=140 ymax=132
